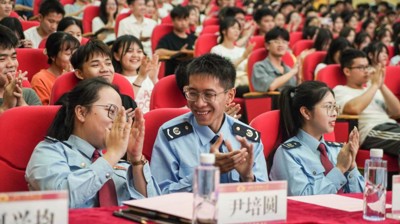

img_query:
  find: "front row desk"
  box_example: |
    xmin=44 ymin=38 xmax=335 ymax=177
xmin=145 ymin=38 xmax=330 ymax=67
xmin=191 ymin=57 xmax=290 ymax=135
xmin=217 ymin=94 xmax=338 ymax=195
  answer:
xmin=2 ymin=177 xmax=400 ymax=224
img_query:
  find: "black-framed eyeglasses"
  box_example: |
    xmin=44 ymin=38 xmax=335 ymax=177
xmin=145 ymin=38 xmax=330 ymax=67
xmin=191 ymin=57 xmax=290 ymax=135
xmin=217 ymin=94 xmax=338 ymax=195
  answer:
xmin=321 ymin=104 xmax=340 ymax=116
xmin=348 ymin=65 xmax=371 ymax=72
xmin=93 ymin=104 xmax=119 ymax=120
xmin=183 ymin=86 xmax=228 ymax=103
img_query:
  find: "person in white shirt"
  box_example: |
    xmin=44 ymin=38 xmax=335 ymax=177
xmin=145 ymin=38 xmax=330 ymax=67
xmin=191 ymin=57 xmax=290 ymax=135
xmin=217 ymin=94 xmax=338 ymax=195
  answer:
xmin=112 ymin=35 xmax=159 ymax=113
xmin=117 ymin=0 xmax=157 ymax=56
xmin=92 ymin=0 xmax=118 ymax=44
xmin=333 ymin=48 xmax=400 ymax=156
xmin=24 ymin=0 xmax=64 ymax=48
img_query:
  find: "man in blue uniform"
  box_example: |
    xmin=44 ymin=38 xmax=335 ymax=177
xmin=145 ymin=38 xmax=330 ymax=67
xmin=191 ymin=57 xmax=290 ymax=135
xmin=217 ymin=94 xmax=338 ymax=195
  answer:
xmin=151 ymin=53 xmax=268 ymax=194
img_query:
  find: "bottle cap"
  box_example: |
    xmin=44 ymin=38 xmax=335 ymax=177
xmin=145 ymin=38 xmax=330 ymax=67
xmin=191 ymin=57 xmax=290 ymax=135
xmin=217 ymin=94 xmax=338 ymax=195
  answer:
xmin=200 ymin=153 xmax=215 ymax=165
xmin=370 ymin=148 xmax=383 ymax=158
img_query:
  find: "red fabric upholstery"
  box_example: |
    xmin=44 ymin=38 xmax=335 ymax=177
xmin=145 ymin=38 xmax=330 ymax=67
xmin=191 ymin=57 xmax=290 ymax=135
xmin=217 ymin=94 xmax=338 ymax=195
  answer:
xmin=387 ymin=45 xmax=394 ymax=60
xmin=356 ymin=149 xmax=399 ymax=172
xmin=384 ymin=66 xmax=400 ymax=101
xmin=200 ymin=25 xmax=219 ymax=35
xmin=33 ymin=0 xmax=41 ymax=16
xmin=315 ymin=64 xmax=346 ymax=89
xmin=114 ymin=12 xmax=130 ymax=36
xmin=0 ymin=106 xmax=60 ymax=192
xmin=161 ymin=15 xmax=172 ymax=24
xmin=21 ymin=20 xmax=39 ymax=31
xmin=16 ymin=48 xmax=49 ymax=82
xmin=50 ymin=72 xmax=134 ymax=105
xmin=193 ymin=33 xmax=218 ymax=57
xmin=292 ymin=39 xmax=314 ymax=56
xmin=289 ymin=31 xmax=303 ymax=49
xmin=302 ymin=51 xmax=326 ymax=81
xmin=9 ymin=11 xmax=19 ymax=18
xmin=151 ymin=24 xmax=173 ymax=53
xmin=249 ymin=35 xmax=264 ymax=50
xmin=143 ymin=108 xmax=190 ymax=162
xmin=82 ymin=5 xmax=100 ymax=33
xmin=203 ymin=17 xmax=219 ymax=27
xmin=150 ymin=75 xmax=186 ymax=110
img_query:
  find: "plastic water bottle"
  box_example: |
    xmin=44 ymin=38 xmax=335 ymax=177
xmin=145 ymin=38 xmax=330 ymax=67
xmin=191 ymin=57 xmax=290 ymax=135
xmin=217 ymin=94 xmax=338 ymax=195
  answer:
xmin=363 ymin=148 xmax=387 ymax=221
xmin=192 ymin=154 xmax=219 ymax=224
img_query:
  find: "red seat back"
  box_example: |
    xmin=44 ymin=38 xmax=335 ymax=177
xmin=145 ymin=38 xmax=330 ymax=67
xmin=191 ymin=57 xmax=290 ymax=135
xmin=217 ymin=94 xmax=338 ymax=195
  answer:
xmin=385 ymin=66 xmax=400 ymax=101
xmin=203 ymin=17 xmax=219 ymax=27
xmin=289 ymin=31 xmax=303 ymax=49
xmin=194 ymin=33 xmax=218 ymax=57
xmin=200 ymin=25 xmax=219 ymax=35
xmin=16 ymin=48 xmax=49 ymax=82
xmin=50 ymin=72 xmax=134 ymax=104
xmin=150 ymin=75 xmax=187 ymax=110
xmin=315 ymin=64 xmax=346 ymax=89
xmin=21 ymin=20 xmax=39 ymax=31
xmin=249 ymin=35 xmax=265 ymax=50
xmin=161 ymin=15 xmax=172 ymax=24
xmin=302 ymin=51 xmax=327 ymax=81
xmin=39 ymin=37 xmax=90 ymax=48
xmin=143 ymin=108 xmax=190 ymax=162
xmin=0 ymin=106 xmax=60 ymax=192
xmin=82 ymin=5 xmax=100 ymax=33
xmin=151 ymin=24 xmax=174 ymax=53
xmin=292 ymin=39 xmax=314 ymax=56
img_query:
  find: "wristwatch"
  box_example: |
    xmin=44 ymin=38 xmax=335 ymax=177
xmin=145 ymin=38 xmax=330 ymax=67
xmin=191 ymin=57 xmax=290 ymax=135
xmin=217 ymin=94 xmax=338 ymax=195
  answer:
xmin=130 ymin=155 xmax=148 ymax=166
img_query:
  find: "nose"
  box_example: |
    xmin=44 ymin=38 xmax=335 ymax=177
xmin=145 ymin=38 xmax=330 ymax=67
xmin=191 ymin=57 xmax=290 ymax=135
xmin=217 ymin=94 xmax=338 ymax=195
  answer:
xmin=5 ymin=57 xmax=16 ymax=68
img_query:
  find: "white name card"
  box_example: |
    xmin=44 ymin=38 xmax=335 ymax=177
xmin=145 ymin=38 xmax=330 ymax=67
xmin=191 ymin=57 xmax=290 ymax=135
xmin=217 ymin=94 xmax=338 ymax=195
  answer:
xmin=217 ymin=181 xmax=287 ymax=224
xmin=0 ymin=190 xmax=68 ymax=224
xmin=393 ymin=175 xmax=400 ymax=214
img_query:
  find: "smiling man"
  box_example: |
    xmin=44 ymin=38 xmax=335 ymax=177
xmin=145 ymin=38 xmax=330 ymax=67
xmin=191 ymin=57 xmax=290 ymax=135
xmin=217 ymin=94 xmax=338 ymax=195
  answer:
xmin=151 ymin=53 xmax=268 ymax=194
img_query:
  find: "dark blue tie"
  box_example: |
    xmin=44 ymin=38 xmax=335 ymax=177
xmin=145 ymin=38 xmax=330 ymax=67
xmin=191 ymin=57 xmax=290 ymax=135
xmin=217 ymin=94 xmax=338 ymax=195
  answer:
xmin=210 ymin=135 xmax=224 ymax=153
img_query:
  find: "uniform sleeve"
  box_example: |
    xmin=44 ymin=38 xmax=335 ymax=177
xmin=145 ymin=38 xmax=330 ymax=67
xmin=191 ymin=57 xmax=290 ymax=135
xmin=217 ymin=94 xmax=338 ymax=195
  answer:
xmin=252 ymin=141 xmax=269 ymax=182
xmin=269 ymin=146 xmax=346 ymax=196
xmin=25 ymin=141 xmax=114 ymax=208
xmin=23 ymin=88 xmax=42 ymax=105
xmin=150 ymin=128 xmax=194 ymax=194
xmin=251 ymin=61 xmax=275 ymax=92
xmin=125 ymin=163 xmax=161 ymax=199
xmin=344 ymin=167 xmax=365 ymax=193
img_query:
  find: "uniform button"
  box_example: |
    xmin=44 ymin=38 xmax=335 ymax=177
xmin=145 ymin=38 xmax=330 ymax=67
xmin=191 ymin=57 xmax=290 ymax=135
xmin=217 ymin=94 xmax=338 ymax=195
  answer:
xmin=80 ymin=162 xmax=86 ymax=168
xmin=349 ymin=174 xmax=353 ymax=178
xmin=106 ymin=173 xmax=111 ymax=178
xmin=313 ymin=171 xmax=317 ymax=175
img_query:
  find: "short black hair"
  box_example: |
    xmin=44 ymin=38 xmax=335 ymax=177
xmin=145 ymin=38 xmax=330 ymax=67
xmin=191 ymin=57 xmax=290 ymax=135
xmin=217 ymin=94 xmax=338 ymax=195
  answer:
xmin=170 ymin=5 xmax=189 ymax=19
xmin=302 ymin=26 xmax=319 ymax=39
xmin=39 ymin=0 xmax=65 ymax=17
xmin=57 ymin=17 xmax=83 ymax=33
xmin=70 ymin=40 xmax=111 ymax=71
xmin=0 ymin=25 xmax=18 ymax=50
xmin=265 ymin=27 xmax=289 ymax=43
xmin=340 ymin=48 xmax=367 ymax=70
xmin=186 ymin=53 xmax=236 ymax=90
xmin=46 ymin=32 xmax=80 ymax=64
xmin=253 ymin=7 xmax=275 ymax=23
xmin=0 ymin=17 xmax=24 ymax=40
xmin=323 ymin=37 xmax=351 ymax=65
xmin=279 ymin=1 xmax=294 ymax=12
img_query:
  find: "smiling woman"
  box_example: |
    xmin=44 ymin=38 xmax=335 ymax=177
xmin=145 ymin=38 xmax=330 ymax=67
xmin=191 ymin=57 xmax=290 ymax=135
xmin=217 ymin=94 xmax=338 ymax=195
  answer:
xmin=26 ymin=77 xmax=161 ymax=208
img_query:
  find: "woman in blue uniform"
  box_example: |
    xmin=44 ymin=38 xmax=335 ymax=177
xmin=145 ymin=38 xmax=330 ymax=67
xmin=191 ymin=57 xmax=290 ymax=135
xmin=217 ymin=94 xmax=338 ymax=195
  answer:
xmin=26 ymin=77 xmax=160 ymax=208
xmin=269 ymin=81 xmax=364 ymax=196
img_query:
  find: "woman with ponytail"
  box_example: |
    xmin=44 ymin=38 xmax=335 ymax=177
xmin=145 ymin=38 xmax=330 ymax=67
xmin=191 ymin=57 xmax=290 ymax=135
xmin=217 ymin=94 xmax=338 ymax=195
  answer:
xmin=26 ymin=77 xmax=160 ymax=208
xmin=269 ymin=81 xmax=364 ymax=196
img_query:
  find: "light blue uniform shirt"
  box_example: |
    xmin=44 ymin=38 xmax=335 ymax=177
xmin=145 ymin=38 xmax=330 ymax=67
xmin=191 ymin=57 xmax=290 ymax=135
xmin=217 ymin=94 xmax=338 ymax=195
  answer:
xmin=269 ymin=130 xmax=364 ymax=196
xmin=151 ymin=112 xmax=268 ymax=194
xmin=25 ymin=135 xmax=160 ymax=208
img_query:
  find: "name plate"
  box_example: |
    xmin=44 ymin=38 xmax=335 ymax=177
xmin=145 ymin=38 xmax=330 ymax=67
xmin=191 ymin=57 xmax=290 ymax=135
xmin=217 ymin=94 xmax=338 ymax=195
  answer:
xmin=217 ymin=181 xmax=287 ymax=223
xmin=393 ymin=175 xmax=400 ymax=214
xmin=0 ymin=191 xmax=68 ymax=224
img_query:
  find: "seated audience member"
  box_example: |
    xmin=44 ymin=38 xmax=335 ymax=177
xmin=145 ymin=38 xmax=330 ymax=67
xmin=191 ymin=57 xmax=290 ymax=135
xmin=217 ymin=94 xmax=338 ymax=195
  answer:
xmin=313 ymin=28 xmax=332 ymax=51
xmin=334 ymin=49 xmax=400 ymax=156
xmin=390 ymin=36 xmax=400 ymax=66
xmin=57 ymin=17 xmax=83 ymax=43
xmin=274 ymin=12 xmax=285 ymax=28
xmin=361 ymin=18 xmax=377 ymax=39
xmin=331 ymin=13 xmax=344 ymax=37
xmin=112 ymin=35 xmax=159 ymax=113
xmin=0 ymin=25 xmax=41 ymax=115
xmin=315 ymin=37 xmax=352 ymax=76
xmin=355 ymin=31 xmax=372 ymax=51
xmin=151 ymin=54 xmax=268 ymax=194
xmin=253 ymin=7 xmax=275 ymax=37
xmin=211 ymin=17 xmax=254 ymax=96
xmin=187 ymin=5 xmax=201 ymax=35
xmin=270 ymin=81 xmax=364 ymax=196
xmin=252 ymin=27 xmax=300 ymax=92
xmin=339 ymin=26 xmax=356 ymax=46
xmin=302 ymin=25 xmax=319 ymax=40
xmin=156 ymin=0 xmax=172 ymax=19
xmin=92 ymin=0 xmax=118 ymax=44
xmin=363 ymin=41 xmax=389 ymax=67
xmin=286 ymin=11 xmax=303 ymax=33
xmin=117 ymin=0 xmax=157 ymax=56
xmin=26 ymin=77 xmax=160 ymax=208
xmin=24 ymin=0 xmax=65 ymax=48
xmin=0 ymin=17 xmax=33 ymax=48
xmin=57 ymin=40 xmax=137 ymax=110
xmin=31 ymin=32 xmax=79 ymax=105
xmin=374 ymin=26 xmax=392 ymax=47
xmin=343 ymin=13 xmax=358 ymax=30
xmin=0 ymin=0 xmax=12 ymax=20
xmin=144 ymin=0 xmax=159 ymax=22
xmin=64 ymin=0 xmax=87 ymax=20
xmin=155 ymin=6 xmax=196 ymax=77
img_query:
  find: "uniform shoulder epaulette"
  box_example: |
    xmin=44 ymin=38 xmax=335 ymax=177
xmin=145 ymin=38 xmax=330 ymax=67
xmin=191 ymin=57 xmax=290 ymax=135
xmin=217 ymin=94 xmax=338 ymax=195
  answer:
xmin=163 ymin=122 xmax=193 ymax=141
xmin=325 ymin=141 xmax=343 ymax=147
xmin=44 ymin=136 xmax=72 ymax=148
xmin=232 ymin=123 xmax=260 ymax=142
xmin=281 ymin=141 xmax=301 ymax=149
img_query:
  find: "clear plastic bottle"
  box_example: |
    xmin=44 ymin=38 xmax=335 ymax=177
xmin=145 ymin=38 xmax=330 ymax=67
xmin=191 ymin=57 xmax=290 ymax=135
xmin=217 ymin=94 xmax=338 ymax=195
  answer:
xmin=192 ymin=154 xmax=219 ymax=224
xmin=363 ymin=148 xmax=387 ymax=221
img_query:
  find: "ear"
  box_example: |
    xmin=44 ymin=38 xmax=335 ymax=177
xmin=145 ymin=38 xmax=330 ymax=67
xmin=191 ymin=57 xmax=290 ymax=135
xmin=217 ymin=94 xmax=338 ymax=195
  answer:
xmin=38 ymin=14 xmax=43 ymax=22
xmin=299 ymin=106 xmax=312 ymax=121
xmin=75 ymin=105 xmax=87 ymax=122
xmin=264 ymin=42 xmax=269 ymax=50
xmin=226 ymin=87 xmax=236 ymax=104
xmin=74 ymin=69 xmax=84 ymax=80
xmin=343 ymin=67 xmax=351 ymax=77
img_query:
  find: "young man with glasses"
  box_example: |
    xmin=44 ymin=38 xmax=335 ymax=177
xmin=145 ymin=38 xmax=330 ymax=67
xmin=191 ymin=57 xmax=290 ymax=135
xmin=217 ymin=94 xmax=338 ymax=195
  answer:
xmin=151 ymin=53 xmax=268 ymax=194
xmin=251 ymin=27 xmax=300 ymax=92
xmin=334 ymin=49 xmax=400 ymax=156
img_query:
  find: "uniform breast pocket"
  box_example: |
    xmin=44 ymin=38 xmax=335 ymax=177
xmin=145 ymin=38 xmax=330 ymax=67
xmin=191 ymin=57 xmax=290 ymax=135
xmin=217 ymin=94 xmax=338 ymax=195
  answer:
xmin=303 ymin=163 xmax=326 ymax=182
